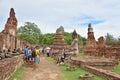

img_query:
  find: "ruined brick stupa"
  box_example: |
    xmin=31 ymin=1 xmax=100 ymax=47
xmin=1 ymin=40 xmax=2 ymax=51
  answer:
xmin=84 ymin=23 xmax=97 ymax=55
xmin=0 ymin=8 xmax=18 ymax=51
xmin=52 ymin=26 xmax=67 ymax=50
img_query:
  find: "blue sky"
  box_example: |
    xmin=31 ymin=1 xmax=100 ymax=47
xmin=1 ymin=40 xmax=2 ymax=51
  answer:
xmin=0 ymin=0 xmax=120 ymax=40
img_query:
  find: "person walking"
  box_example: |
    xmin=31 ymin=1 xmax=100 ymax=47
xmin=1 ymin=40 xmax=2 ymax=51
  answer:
xmin=33 ymin=46 xmax=40 ymax=70
xmin=24 ymin=46 xmax=29 ymax=62
xmin=46 ymin=49 xmax=50 ymax=57
xmin=61 ymin=49 xmax=66 ymax=64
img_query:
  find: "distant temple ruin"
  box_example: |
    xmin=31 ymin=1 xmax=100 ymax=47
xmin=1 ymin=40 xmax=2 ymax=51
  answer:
xmin=83 ymin=23 xmax=120 ymax=59
xmin=84 ymin=23 xmax=97 ymax=55
xmin=0 ymin=8 xmax=27 ymax=52
xmin=52 ymin=26 xmax=67 ymax=50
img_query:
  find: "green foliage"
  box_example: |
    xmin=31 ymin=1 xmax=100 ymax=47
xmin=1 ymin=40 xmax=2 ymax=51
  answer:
xmin=63 ymin=32 xmax=86 ymax=45
xmin=63 ymin=32 xmax=72 ymax=45
xmin=41 ymin=33 xmax=55 ymax=44
xmin=105 ymin=33 xmax=118 ymax=45
xmin=46 ymin=57 xmax=55 ymax=62
xmin=60 ymin=65 xmax=106 ymax=80
xmin=77 ymin=53 xmax=86 ymax=57
xmin=78 ymin=35 xmax=84 ymax=45
xmin=8 ymin=65 xmax=24 ymax=80
xmin=82 ymin=37 xmax=86 ymax=45
xmin=18 ymin=23 xmax=86 ymax=45
xmin=18 ymin=22 xmax=42 ymax=44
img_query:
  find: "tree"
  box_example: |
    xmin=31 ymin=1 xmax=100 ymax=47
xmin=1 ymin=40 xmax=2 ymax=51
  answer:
xmin=63 ymin=32 xmax=85 ymax=45
xmin=41 ymin=33 xmax=55 ymax=44
xmin=18 ymin=22 xmax=42 ymax=44
xmin=63 ymin=32 xmax=72 ymax=45
xmin=105 ymin=33 xmax=118 ymax=45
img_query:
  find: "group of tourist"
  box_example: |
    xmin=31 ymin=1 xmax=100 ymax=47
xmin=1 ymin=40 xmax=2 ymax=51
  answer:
xmin=23 ymin=45 xmax=67 ymax=69
xmin=23 ymin=46 xmax=40 ymax=70
xmin=56 ymin=49 xmax=66 ymax=65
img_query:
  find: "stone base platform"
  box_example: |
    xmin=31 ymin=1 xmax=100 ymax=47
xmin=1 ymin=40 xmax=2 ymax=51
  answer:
xmin=70 ymin=56 xmax=118 ymax=70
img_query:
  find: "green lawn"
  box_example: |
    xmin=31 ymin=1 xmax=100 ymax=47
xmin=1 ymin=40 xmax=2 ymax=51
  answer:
xmin=114 ymin=61 xmax=120 ymax=74
xmin=46 ymin=56 xmax=55 ymax=61
xmin=8 ymin=65 xmax=24 ymax=80
xmin=60 ymin=65 xmax=106 ymax=80
xmin=46 ymin=57 xmax=106 ymax=80
xmin=77 ymin=53 xmax=86 ymax=57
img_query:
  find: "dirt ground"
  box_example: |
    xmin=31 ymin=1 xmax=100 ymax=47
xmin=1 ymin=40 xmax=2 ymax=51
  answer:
xmin=22 ymin=56 xmax=64 ymax=80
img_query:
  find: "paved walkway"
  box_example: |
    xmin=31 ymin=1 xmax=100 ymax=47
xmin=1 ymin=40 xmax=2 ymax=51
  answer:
xmin=23 ymin=56 xmax=63 ymax=80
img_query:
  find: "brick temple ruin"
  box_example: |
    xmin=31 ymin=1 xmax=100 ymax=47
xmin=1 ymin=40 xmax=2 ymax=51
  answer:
xmin=84 ymin=23 xmax=120 ymax=60
xmin=0 ymin=8 xmax=29 ymax=52
xmin=84 ymin=23 xmax=97 ymax=55
xmin=0 ymin=8 xmax=120 ymax=80
xmin=0 ymin=8 xmax=28 ymax=80
xmin=52 ymin=26 xmax=67 ymax=50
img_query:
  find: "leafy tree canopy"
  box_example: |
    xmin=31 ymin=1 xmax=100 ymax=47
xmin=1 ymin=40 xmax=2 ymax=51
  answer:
xmin=18 ymin=23 xmax=86 ymax=45
xmin=41 ymin=33 xmax=55 ymax=44
xmin=18 ymin=22 xmax=42 ymax=44
xmin=105 ymin=33 xmax=118 ymax=45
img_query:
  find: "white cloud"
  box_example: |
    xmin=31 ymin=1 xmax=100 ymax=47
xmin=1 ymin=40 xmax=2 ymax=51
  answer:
xmin=0 ymin=0 xmax=120 ymax=40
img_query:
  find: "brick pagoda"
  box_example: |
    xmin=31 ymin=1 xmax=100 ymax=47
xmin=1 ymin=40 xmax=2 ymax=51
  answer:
xmin=84 ymin=23 xmax=97 ymax=55
xmin=52 ymin=26 xmax=67 ymax=50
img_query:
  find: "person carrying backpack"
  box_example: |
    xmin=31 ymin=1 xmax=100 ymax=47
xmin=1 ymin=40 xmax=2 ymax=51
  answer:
xmin=33 ymin=46 xmax=40 ymax=70
xmin=23 ymin=46 xmax=29 ymax=62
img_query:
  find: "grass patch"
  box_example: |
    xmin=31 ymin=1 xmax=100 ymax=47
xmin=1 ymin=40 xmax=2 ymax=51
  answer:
xmin=114 ymin=61 xmax=120 ymax=74
xmin=46 ymin=57 xmax=55 ymax=62
xmin=77 ymin=53 xmax=87 ymax=57
xmin=8 ymin=65 xmax=24 ymax=80
xmin=60 ymin=65 xmax=106 ymax=80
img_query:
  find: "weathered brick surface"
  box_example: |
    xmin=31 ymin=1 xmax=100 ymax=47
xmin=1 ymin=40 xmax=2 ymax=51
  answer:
xmin=0 ymin=8 xmax=30 ymax=53
xmin=85 ymin=65 xmax=120 ymax=80
xmin=52 ymin=26 xmax=67 ymax=51
xmin=83 ymin=24 xmax=120 ymax=60
xmin=0 ymin=55 xmax=23 ymax=80
xmin=84 ymin=24 xmax=97 ymax=55
xmin=70 ymin=57 xmax=118 ymax=70
xmin=70 ymin=57 xmax=120 ymax=80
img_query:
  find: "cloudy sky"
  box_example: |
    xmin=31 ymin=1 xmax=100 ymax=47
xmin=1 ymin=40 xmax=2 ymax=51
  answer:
xmin=0 ymin=0 xmax=120 ymax=40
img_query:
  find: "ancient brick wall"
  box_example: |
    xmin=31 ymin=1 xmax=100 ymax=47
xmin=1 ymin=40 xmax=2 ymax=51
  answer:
xmin=0 ymin=54 xmax=23 ymax=80
xmin=104 ymin=47 xmax=116 ymax=58
xmin=70 ymin=57 xmax=120 ymax=80
xmin=70 ymin=57 xmax=118 ymax=71
xmin=85 ymin=65 xmax=120 ymax=80
xmin=83 ymin=24 xmax=120 ymax=59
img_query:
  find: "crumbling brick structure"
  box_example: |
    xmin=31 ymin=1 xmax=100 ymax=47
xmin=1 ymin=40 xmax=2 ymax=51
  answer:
xmin=0 ymin=8 xmax=17 ymax=51
xmin=0 ymin=8 xmax=28 ymax=52
xmin=84 ymin=24 xmax=97 ymax=55
xmin=96 ymin=36 xmax=105 ymax=56
xmin=52 ymin=26 xmax=67 ymax=51
xmin=84 ymin=23 xmax=120 ymax=60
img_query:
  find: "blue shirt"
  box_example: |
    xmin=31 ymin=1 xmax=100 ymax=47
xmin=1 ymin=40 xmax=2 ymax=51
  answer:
xmin=24 ymin=48 xmax=28 ymax=56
